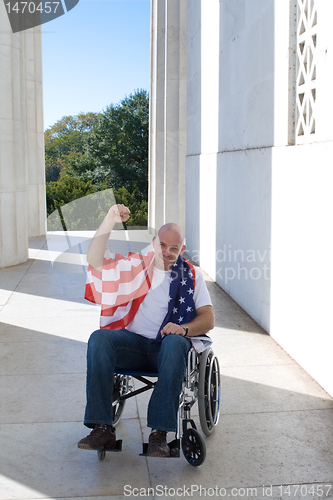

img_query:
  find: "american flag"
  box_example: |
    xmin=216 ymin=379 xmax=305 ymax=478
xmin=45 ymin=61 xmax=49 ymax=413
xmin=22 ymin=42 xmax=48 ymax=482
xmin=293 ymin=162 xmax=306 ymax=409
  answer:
xmin=156 ymin=257 xmax=196 ymax=342
xmin=85 ymin=249 xmax=155 ymax=330
xmin=85 ymin=249 xmax=196 ymax=337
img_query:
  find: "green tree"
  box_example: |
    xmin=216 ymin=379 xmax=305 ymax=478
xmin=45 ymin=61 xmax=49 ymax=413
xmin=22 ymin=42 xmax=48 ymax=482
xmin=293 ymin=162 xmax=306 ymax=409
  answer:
xmin=45 ymin=112 xmax=100 ymax=182
xmin=114 ymin=186 xmax=148 ymax=227
xmin=68 ymin=89 xmax=149 ymax=199
xmin=46 ymin=180 xmax=148 ymax=230
xmin=46 ymin=175 xmax=98 ymax=217
xmin=45 ymin=91 xmax=149 ymax=229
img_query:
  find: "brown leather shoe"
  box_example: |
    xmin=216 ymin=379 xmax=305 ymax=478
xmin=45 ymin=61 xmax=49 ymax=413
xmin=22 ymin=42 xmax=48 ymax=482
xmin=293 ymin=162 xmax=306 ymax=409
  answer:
xmin=147 ymin=430 xmax=170 ymax=457
xmin=78 ymin=424 xmax=116 ymax=450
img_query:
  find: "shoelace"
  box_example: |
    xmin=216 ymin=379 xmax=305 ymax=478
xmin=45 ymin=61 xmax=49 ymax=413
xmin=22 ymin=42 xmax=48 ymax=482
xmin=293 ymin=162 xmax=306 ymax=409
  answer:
xmin=150 ymin=431 xmax=166 ymax=444
xmin=90 ymin=424 xmax=108 ymax=436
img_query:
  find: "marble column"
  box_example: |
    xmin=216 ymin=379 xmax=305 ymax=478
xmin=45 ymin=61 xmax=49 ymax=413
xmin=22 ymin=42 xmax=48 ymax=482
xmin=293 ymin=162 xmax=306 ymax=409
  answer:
xmin=149 ymin=0 xmax=187 ymax=232
xmin=0 ymin=1 xmax=45 ymax=268
xmin=23 ymin=27 xmax=46 ymax=238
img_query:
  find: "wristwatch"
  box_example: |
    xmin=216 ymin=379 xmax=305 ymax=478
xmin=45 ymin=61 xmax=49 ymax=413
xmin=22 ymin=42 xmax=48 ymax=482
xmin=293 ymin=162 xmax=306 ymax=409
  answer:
xmin=181 ymin=325 xmax=189 ymax=337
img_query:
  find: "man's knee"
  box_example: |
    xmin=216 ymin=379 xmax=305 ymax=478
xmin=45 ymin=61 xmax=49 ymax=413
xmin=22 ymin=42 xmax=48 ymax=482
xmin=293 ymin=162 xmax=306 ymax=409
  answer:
xmin=86 ymin=329 xmax=119 ymax=367
xmin=88 ymin=329 xmax=106 ymax=348
xmin=161 ymin=334 xmax=191 ymax=357
xmin=87 ymin=328 xmax=133 ymax=355
xmin=157 ymin=335 xmax=190 ymax=384
xmin=87 ymin=329 xmax=116 ymax=357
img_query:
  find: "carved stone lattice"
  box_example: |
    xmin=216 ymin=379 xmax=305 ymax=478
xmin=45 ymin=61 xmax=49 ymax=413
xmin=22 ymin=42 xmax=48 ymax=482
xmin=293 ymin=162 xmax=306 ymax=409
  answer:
xmin=296 ymin=0 xmax=317 ymax=142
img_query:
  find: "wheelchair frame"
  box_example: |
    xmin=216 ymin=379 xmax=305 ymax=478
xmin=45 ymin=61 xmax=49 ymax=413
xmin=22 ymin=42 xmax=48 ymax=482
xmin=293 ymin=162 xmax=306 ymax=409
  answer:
xmin=97 ymin=346 xmax=220 ymax=467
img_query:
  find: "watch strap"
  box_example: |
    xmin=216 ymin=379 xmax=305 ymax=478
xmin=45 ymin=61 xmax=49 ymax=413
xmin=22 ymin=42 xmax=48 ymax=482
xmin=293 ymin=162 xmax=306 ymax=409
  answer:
xmin=182 ymin=325 xmax=189 ymax=337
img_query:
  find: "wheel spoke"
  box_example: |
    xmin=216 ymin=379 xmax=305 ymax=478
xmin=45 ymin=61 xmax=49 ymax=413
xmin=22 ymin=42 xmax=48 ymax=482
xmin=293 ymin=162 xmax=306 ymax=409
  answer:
xmin=181 ymin=428 xmax=206 ymax=466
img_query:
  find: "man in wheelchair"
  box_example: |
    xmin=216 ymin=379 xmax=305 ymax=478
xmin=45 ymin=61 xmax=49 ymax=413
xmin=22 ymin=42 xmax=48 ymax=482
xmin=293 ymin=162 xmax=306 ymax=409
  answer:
xmin=78 ymin=204 xmax=214 ymax=457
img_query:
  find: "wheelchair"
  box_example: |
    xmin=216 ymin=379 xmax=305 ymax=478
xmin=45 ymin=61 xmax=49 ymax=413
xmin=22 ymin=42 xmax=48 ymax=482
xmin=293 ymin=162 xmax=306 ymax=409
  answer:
xmin=96 ymin=346 xmax=220 ymax=467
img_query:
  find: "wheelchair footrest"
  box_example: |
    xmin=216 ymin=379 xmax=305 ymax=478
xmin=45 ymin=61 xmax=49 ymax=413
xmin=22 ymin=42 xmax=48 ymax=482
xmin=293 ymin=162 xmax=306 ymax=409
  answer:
xmin=103 ymin=439 xmax=123 ymax=452
xmin=140 ymin=439 xmax=180 ymax=457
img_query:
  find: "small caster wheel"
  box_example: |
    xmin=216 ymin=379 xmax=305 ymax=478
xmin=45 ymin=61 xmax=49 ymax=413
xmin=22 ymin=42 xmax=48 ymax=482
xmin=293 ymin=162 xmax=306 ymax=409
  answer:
xmin=97 ymin=450 xmax=106 ymax=461
xmin=181 ymin=428 xmax=206 ymax=466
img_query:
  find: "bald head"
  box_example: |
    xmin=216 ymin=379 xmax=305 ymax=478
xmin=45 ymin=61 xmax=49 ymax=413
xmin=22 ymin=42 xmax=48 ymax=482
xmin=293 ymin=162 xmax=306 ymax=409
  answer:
xmin=158 ymin=223 xmax=185 ymax=245
xmin=153 ymin=223 xmax=186 ymax=270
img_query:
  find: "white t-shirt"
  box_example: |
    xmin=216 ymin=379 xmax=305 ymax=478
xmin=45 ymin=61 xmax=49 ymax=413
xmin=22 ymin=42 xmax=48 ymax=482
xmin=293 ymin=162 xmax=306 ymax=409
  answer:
xmin=126 ymin=265 xmax=212 ymax=339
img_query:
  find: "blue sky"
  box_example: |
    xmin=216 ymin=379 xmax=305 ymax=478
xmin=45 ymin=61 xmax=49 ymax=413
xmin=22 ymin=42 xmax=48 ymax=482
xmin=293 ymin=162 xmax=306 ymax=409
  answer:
xmin=42 ymin=0 xmax=151 ymax=130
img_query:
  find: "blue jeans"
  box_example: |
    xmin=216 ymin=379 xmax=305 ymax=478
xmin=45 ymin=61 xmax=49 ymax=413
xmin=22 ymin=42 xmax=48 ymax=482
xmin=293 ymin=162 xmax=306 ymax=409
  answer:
xmin=84 ymin=329 xmax=191 ymax=432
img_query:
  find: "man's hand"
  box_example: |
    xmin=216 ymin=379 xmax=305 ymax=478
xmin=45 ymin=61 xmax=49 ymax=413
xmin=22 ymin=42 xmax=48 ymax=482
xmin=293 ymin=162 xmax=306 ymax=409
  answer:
xmin=107 ymin=204 xmax=130 ymax=223
xmin=160 ymin=322 xmax=186 ymax=336
xmin=160 ymin=306 xmax=214 ymax=338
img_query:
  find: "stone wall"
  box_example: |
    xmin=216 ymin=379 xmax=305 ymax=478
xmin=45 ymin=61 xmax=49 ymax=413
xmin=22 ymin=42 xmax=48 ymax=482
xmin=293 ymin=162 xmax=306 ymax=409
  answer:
xmin=149 ymin=0 xmax=333 ymax=396
xmin=186 ymin=0 xmax=274 ymax=331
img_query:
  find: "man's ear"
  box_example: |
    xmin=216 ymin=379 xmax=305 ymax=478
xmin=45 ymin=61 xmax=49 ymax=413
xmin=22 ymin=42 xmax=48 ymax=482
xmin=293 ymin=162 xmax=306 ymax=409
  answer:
xmin=180 ymin=244 xmax=186 ymax=255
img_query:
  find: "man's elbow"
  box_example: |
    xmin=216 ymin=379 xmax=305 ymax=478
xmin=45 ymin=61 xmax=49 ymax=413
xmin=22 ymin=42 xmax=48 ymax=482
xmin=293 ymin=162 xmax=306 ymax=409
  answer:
xmin=198 ymin=306 xmax=215 ymax=332
xmin=208 ymin=312 xmax=215 ymax=331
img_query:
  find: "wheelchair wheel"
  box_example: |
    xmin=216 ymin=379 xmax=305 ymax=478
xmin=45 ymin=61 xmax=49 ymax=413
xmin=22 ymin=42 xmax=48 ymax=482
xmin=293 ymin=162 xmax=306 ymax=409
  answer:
xmin=198 ymin=348 xmax=220 ymax=436
xmin=97 ymin=450 xmax=106 ymax=461
xmin=181 ymin=428 xmax=206 ymax=466
xmin=112 ymin=374 xmax=127 ymax=426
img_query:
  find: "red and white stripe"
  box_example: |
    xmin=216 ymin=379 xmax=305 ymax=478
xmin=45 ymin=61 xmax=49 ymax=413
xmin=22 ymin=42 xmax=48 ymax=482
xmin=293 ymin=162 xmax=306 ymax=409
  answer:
xmin=85 ymin=249 xmax=155 ymax=330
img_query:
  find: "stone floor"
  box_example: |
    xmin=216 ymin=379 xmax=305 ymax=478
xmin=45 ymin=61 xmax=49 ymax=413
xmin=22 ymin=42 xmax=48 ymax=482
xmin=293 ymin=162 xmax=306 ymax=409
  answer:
xmin=0 ymin=233 xmax=332 ymax=500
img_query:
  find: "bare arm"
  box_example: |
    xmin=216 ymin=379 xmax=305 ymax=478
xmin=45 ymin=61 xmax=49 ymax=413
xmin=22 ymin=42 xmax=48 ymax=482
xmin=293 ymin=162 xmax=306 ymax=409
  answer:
xmin=161 ymin=305 xmax=215 ymax=337
xmin=86 ymin=204 xmax=130 ymax=272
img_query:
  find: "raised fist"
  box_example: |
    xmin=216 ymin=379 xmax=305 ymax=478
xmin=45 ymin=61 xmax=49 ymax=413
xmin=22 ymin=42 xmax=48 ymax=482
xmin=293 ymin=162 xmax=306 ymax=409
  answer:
xmin=108 ymin=204 xmax=131 ymax=223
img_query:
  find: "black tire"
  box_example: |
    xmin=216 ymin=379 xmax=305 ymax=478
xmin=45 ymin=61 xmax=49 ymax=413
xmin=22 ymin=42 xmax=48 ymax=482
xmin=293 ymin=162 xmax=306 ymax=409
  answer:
xmin=97 ymin=449 xmax=106 ymax=461
xmin=198 ymin=348 xmax=220 ymax=436
xmin=112 ymin=374 xmax=127 ymax=426
xmin=181 ymin=428 xmax=206 ymax=466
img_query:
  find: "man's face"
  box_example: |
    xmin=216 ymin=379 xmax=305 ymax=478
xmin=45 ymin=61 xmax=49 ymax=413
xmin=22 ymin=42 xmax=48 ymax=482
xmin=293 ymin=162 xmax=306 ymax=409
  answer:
xmin=153 ymin=228 xmax=186 ymax=270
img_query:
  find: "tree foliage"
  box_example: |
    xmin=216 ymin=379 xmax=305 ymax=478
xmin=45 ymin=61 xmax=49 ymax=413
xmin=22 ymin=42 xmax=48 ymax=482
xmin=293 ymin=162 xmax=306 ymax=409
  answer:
xmin=114 ymin=187 xmax=148 ymax=227
xmin=45 ymin=112 xmax=100 ymax=182
xmin=46 ymin=175 xmax=98 ymax=216
xmin=67 ymin=89 xmax=149 ymax=199
xmin=46 ymin=177 xmax=147 ymax=230
xmin=45 ymin=90 xmax=149 ymax=228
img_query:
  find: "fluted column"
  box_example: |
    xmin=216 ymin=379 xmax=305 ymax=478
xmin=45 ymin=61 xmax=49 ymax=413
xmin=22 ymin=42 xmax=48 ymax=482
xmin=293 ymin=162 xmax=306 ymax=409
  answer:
xmin=149 ymin=0 xmax=187 ymax=231
xmin=23 ymin=27 xmax=46 ymax=238
xmin=0 ymin=5 xmax=28 ymax=267
xmin=0 ymin=2 xmax=45 ymax=268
